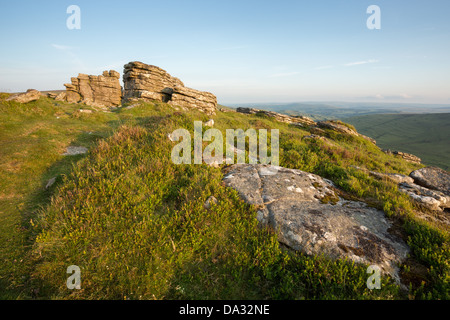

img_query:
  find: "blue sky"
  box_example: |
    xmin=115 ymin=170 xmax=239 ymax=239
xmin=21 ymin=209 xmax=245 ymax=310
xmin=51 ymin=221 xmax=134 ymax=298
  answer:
xmin=1 ymin=0 xmax=449 ymax=104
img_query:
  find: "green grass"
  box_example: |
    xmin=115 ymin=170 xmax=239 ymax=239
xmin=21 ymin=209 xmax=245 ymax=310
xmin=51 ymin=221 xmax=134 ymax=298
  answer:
xmin=0 ymin=96 xmax=448 ymax=300
xmin=344 ymin=113 xmax=450 ymax=170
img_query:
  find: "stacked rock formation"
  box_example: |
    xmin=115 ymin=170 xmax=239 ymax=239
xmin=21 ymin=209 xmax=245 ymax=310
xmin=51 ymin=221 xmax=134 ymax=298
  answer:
xmin=236 ymin=107 xmax=316 ymax=127
xmin=64 ymin=71 xmax=122 ymax=108
xmin=123 ymin=61 xmax=217 ymax=115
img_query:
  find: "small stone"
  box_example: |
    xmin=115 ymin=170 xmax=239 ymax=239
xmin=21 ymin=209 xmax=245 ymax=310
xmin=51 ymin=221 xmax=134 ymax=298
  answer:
xmin=45 ymin=177 xmax=56 ymax=189
xmin=63 ymin=146 xmax=88 ymax=156
xmin=204 ymin=196 xmax=218 ymax=209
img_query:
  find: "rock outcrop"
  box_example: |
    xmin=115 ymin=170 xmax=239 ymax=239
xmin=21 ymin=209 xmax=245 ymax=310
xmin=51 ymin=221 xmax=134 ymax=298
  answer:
xmin=223 ymin=164 xmax=409 ymax=280
xmin=383 ymin=150 xmax=421 ymax=164
xmin=410 ymin=167 xmax=450 ymax=196
xmin=398 ymin=181 xmax=450 ymax=213
xmin=234 ymin=110 xmax=377 ymax=145
xmin=349 ymin=165 xmax=414 ymax=185
xmin=123 ymin=61 xmax=217 ymax=115
xmin=351 ymin=165 xmax=450 ymax=214
xmin=317 ymin=120 xmax=376 ymax=144
xmin=236 ymin=107 xmax=316 ymax=127
xmin=6 ymin=89 xmax=41 ymax=103
xmin=64 ymin=71 xmax=122 ymax=108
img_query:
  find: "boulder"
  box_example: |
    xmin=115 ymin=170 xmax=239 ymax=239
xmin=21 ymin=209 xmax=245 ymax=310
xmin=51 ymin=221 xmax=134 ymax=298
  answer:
xmin=54 ymin=91 xmax=67 ymax=101
xmin=63 ymin=70 xmax=122 ymax=108
xmin=6 ymin=89 xmax=41 ymax=103
xmin=123 ymin=61 xmax=217 ymax=115
xmin=410 ymin=167 xmax=450 ymax=196
xmin=223 ymin=164 xmax=409 ymax=280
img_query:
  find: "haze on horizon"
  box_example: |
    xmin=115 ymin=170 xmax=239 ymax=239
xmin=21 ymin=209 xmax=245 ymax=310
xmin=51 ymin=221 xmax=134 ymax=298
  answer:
xmin=0 ymin=0 xmax=449 ymax=105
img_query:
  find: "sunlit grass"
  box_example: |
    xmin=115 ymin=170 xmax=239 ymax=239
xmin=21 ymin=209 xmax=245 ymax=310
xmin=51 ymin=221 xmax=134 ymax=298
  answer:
xmin=0 ymin=95 xmax=448 ymax=300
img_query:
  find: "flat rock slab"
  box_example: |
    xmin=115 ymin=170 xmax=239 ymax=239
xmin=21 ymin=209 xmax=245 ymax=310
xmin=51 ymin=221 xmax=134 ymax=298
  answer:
xmin=63 ymin=146 xmax=88 ymax=156
xmin=410 ymin=167 xmax=450 ymax=196
xmin=223 ymin=164 xmax=409 ymax=280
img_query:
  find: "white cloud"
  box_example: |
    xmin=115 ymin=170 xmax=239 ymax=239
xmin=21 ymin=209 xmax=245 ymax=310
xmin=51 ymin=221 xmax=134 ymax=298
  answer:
xmin=51 ymin=44 xmax=75 ymax=51
xmin=344 ymin=59 xmax=379 ymax=67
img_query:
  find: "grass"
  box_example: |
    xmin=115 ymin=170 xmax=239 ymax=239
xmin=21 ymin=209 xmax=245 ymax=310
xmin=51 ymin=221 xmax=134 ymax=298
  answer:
xmin=0 ymin=95 xmax=448 ymax=300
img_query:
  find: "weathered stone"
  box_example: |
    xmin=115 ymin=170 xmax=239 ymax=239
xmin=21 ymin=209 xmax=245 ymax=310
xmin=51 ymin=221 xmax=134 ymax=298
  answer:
xmin=398 ymin=182 xmax=450 ymax=212
xmin=54 ymin=91 xmax=67 ymax=101
xmin=317 ymin=120 xmax=376 ymax=144
xmin=204 ymin=196 xmax=218 ymax=209
xmin=350 ymin=166 xmax=415 ymax=185
xmin=302 ymin=134 xmax=327 ymax=142
xmin=383 ymin=149 xmax=421 ymax=164
xmin=63 ymin=146 xmax=88 ymax=156
xmin=204 ymin=119 xmax=214 ymax=127
xmin=236 ymin=107 xmax=316 ymax=127
xmin=410 ymin=167 xmax=450 ymax=196
xmin=223 ymin=164 xmax=409 ymax=280
xmin=45 ymin=177 xmax=56 ymax=189
xmin=351 ymin=166 xmax=449 ymax=213
xmin=63 ymin=70 xmax=122 ymax=108
xmin=123 ymin=61 xmax=217 ymax=115
xmin=6 ymin=89 xmax=41 ymax=103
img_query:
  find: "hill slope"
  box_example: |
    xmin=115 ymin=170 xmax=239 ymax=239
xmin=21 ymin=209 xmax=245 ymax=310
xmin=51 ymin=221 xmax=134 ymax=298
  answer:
xmin=0 ymin=94 xmax=448 ymax=300
xmin=344 ymin=113 xmax=450 ymax=170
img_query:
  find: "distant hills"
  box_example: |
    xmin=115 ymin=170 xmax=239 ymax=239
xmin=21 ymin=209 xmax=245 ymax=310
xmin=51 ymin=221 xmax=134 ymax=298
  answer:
xmin=229 ymin=101 xmax=450 ymax=121
xmin=228 ymin=102 xmax=450 ymax=170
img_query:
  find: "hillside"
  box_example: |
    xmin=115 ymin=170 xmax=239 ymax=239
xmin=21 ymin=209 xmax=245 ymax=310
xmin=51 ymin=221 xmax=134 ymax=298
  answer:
xmin=344 ymin=113 xmax=450 ymax=170
xmin=0 ymin=93 xmax=448 ymax=300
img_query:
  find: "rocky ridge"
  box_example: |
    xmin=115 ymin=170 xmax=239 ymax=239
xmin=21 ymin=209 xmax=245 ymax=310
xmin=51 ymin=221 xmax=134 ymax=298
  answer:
xmin=236 ymin=107 xmax=316 ymax=127
xmin=235 ymin=108 xmax=378 ymax=145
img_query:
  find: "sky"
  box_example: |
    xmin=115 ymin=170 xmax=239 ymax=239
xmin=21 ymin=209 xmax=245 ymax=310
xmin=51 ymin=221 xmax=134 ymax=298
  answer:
xmin=0 ymin=0 xmax=449 ymax=104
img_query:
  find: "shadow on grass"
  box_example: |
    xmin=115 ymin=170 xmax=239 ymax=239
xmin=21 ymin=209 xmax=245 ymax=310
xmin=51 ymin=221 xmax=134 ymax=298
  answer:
xmin=16 ymin=128 xmax=119 ymax=299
